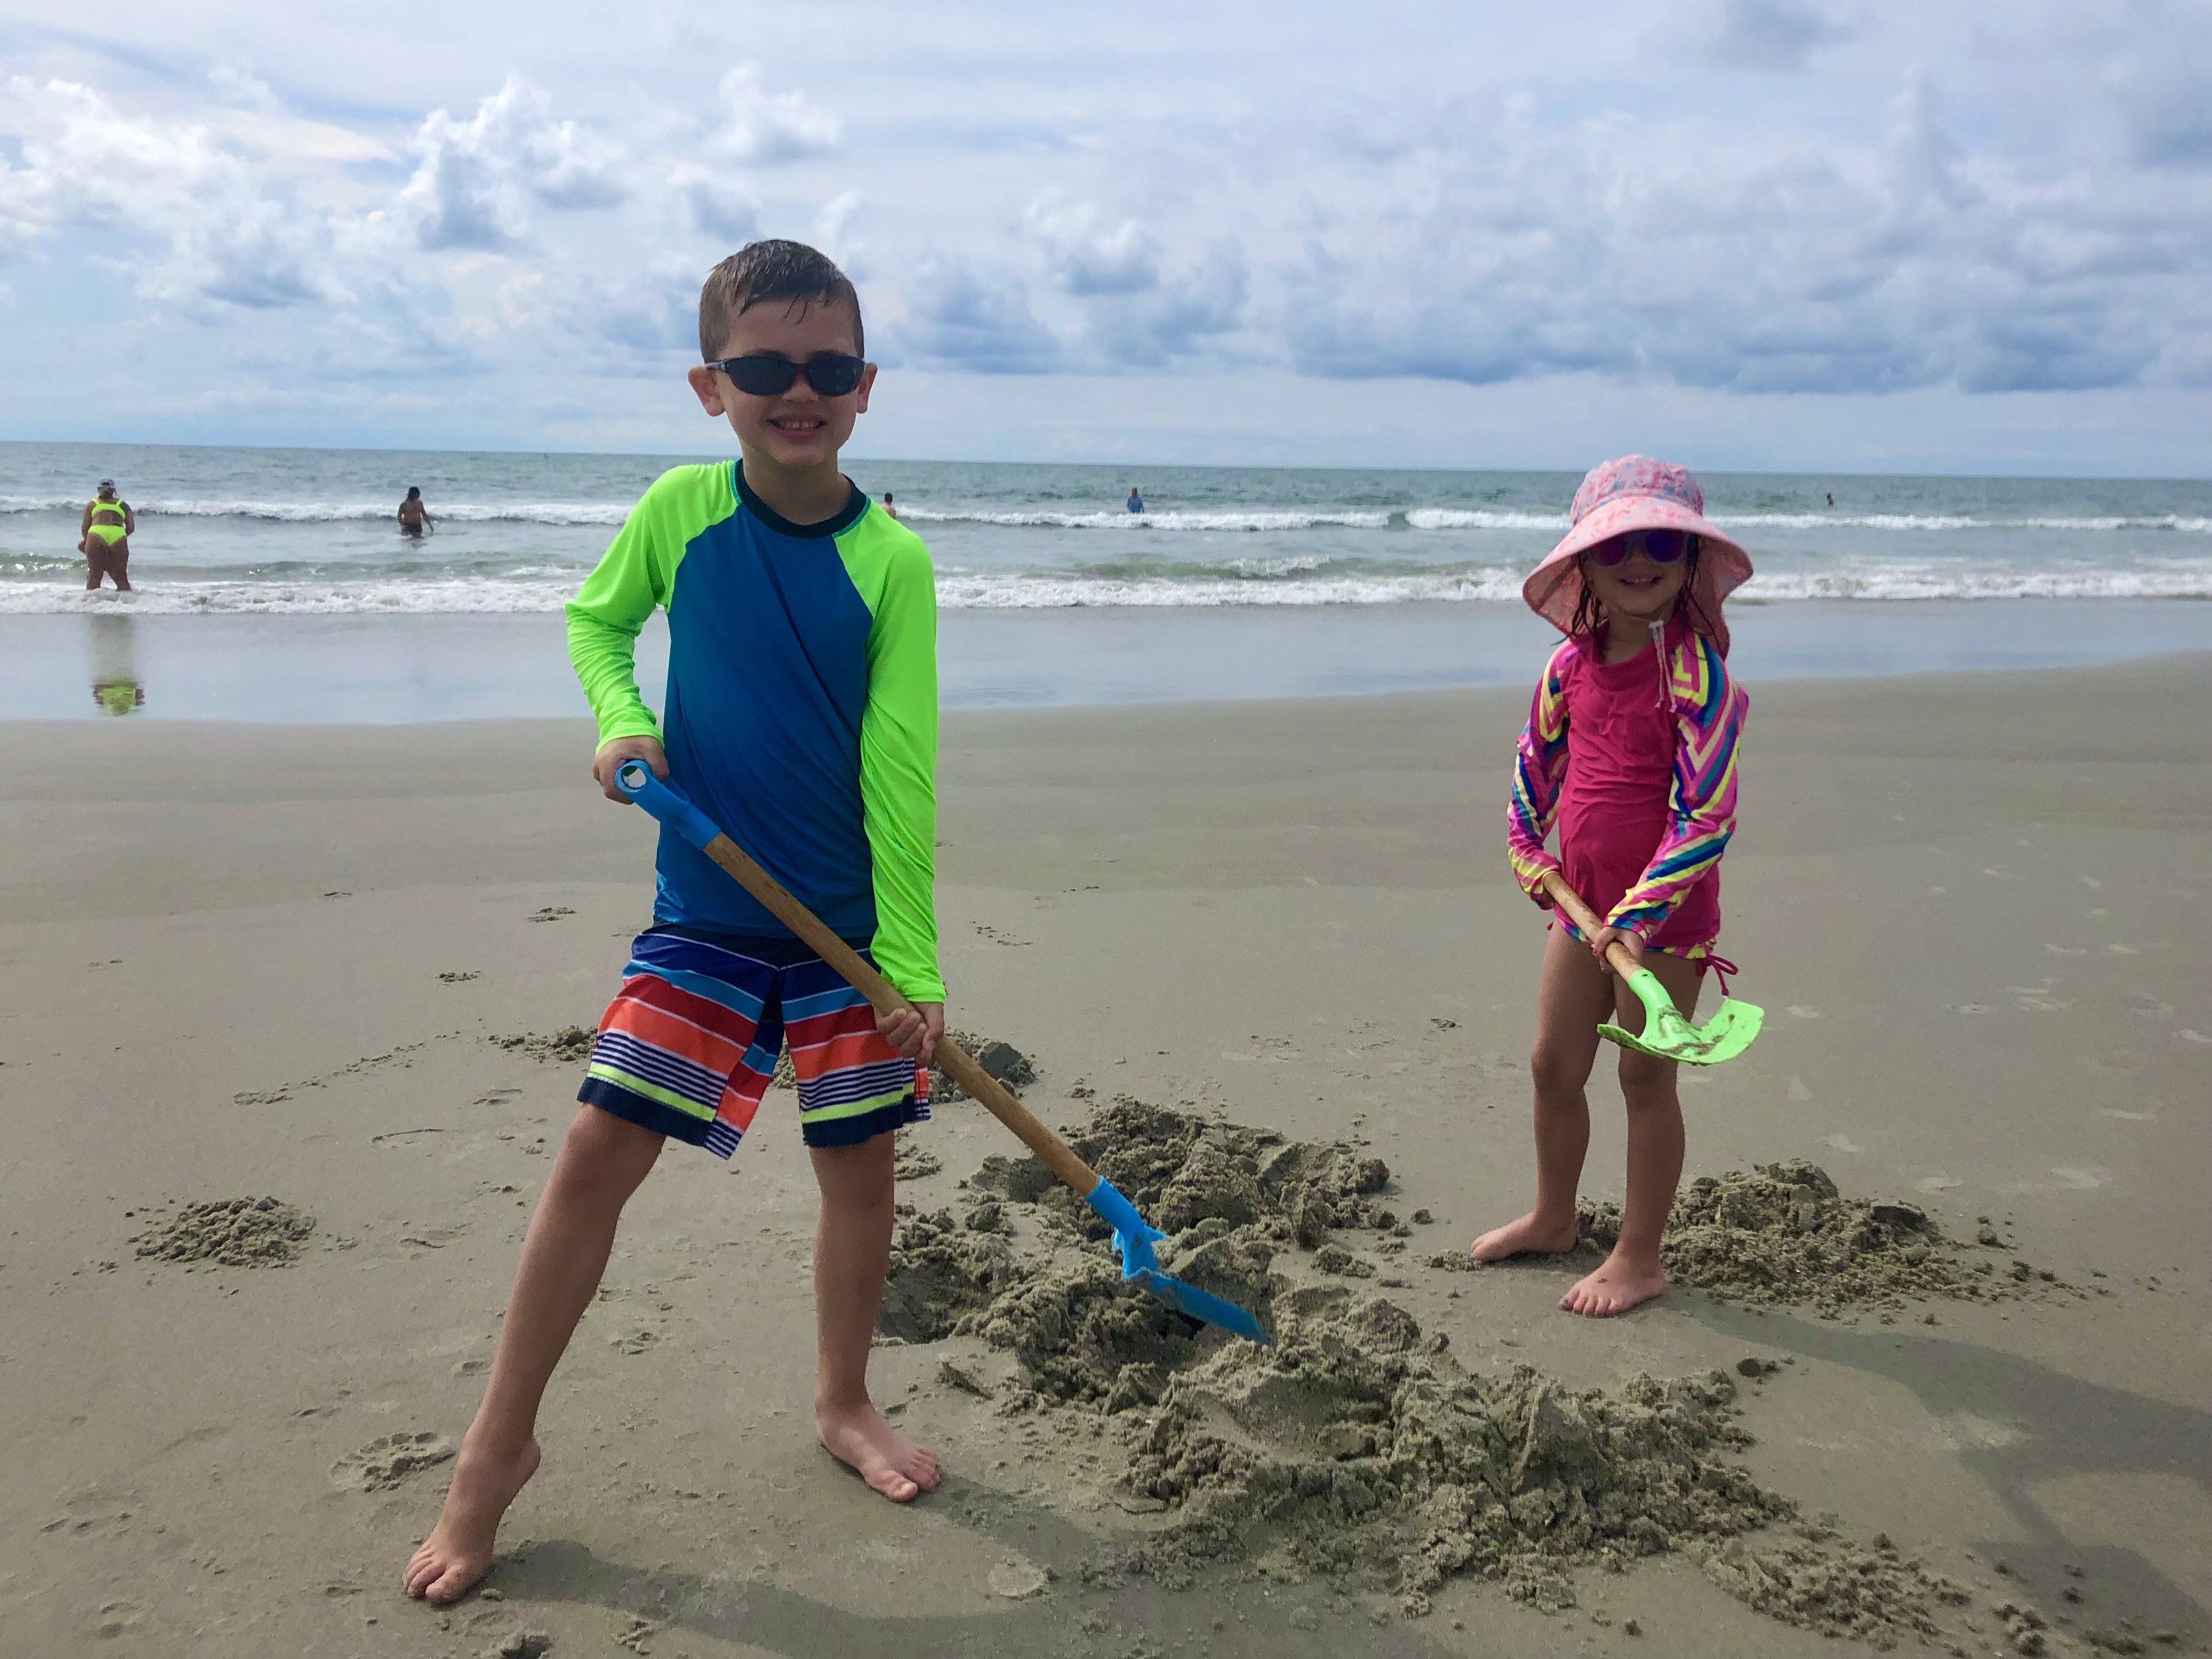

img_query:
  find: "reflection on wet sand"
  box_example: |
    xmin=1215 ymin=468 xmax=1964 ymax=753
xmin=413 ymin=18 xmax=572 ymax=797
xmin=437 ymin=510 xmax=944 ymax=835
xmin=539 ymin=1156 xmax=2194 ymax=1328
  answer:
xmin=88 ymin=610 xmax=146 ymax=715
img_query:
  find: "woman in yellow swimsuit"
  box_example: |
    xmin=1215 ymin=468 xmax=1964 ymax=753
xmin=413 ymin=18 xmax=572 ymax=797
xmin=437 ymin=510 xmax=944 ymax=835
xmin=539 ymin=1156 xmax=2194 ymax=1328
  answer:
xmin=78 ymin=480 xmax=136 ymax=591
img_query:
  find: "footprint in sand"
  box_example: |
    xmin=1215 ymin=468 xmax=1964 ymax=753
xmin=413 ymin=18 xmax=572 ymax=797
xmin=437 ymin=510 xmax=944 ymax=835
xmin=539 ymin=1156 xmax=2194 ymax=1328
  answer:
xmin=1789 ymin=1079 xmax=1816 ymax=1103
xmin=2105 ymin=944 xmax=2139 ymax=955
xmin=1818 ymin=1132 xmax=1861 ymax=1153
xmin=2045 ymin=944 xmax=2086 ymax=957
xmin=2180 ymin=1030 xmax=2212 ymax=1046
xmin=93 ymin=1599 xmax=145 ymax=1639
xmin=1913 ymin=1176 xmax=1963 ymax=1193
xmin=330 ymin=1431 xmax=454 ymax=1492
xmin=1950 ymin=1003 xmax=1991 ymax=1015
xmin=1786 ymin=1006 xmax=1821 ymax=1019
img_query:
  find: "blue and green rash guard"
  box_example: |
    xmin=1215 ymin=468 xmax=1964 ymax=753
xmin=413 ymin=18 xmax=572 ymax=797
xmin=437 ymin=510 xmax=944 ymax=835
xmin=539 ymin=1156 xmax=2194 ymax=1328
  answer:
xmin=565 ymin=463 xmax=944 ymax=1004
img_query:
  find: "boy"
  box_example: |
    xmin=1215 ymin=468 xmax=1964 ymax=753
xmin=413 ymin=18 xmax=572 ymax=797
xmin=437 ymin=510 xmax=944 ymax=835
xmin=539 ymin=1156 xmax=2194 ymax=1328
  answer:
xmin=405 ymin=240 xmax=945 ymax=1606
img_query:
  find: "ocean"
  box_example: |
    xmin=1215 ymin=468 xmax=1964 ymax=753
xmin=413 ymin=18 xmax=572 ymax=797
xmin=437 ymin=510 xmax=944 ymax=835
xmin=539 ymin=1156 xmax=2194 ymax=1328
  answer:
xmin=5 ymin=442 xmax=2211 ymax=720
xmin=5 ymin=442 xmax=2211 ymax=615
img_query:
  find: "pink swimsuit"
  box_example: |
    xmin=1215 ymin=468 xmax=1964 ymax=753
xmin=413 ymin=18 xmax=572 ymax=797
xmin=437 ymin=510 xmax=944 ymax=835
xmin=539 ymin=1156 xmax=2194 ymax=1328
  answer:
xmin=1506 ymin=615 xmax=1748 ymax=957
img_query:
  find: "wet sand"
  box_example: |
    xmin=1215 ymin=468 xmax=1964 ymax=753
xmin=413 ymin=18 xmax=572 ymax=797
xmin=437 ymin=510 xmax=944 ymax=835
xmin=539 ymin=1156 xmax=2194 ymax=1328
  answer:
xmin=2 ymin=655 xmax=2208 ymax=1657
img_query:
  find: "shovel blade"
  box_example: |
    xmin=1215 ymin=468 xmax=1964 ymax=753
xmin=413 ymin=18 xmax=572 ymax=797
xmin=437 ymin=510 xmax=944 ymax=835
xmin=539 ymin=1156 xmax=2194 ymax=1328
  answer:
xmin=1083 ymin=1176 xmax=1270 ymax=1344
xmin=1135 ymin=1268 xmax=1272 ymax=1344
xmin=1599 ymin=994 xmax=1765 ymax=1066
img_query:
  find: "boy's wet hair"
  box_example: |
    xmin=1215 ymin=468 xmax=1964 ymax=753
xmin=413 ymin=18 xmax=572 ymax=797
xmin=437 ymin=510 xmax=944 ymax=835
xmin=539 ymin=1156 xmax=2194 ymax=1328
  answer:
xmin=698 ymin=240 xmax=864 ymax=360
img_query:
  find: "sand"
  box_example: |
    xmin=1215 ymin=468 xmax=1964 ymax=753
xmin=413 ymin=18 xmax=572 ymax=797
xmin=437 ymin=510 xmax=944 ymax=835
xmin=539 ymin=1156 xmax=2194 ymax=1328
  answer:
xmin=3 ymin=656 xmax=2210 ymax=1657
xmin=1558 ymin=1161 xmax=2074 ymax=1318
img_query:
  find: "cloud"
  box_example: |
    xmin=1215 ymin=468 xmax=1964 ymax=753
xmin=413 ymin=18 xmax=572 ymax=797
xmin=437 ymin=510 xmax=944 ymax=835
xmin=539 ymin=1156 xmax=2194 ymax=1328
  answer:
xmin=675 ymin=169 xmax=760 ymax=242
xmin=712 ymin=63 xmax=841 ymax=165
xmin=1 ymin=7 xmax=2205 ymax=434
xmin=0 ymin=76 xmax=340 ymax=309
xmin=895 ymin=257 xmax=1064 ymax=373
xmin=1026 ymin=193 xmax=1161 ymax=296
xmin=1689 ymin=0 xmax=1855 ymax=71
xmin=1265 ymin=72 xmax=2205 ymax=396
xmin=398 ymin=77 xmax=626 ymax=251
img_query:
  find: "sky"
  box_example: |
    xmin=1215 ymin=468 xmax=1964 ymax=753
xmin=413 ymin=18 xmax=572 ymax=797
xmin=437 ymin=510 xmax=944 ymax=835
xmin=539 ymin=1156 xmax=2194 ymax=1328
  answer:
xmin=1 ymin=0 xmax=2207 ymax=475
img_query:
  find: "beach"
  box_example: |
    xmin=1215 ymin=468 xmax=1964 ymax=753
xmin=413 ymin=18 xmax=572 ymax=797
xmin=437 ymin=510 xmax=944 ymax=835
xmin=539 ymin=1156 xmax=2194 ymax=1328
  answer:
xmin=2 ymin=655 xmax=2208 ymax=1657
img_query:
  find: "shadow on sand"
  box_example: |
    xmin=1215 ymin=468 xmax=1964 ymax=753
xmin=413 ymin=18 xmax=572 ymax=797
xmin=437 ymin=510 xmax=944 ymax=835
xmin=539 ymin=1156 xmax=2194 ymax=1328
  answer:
xmin=490 ymin=1470 xmax=1459 ymax=1659
xmin=1688 ymin=1297 xmax=2211 ymax=1640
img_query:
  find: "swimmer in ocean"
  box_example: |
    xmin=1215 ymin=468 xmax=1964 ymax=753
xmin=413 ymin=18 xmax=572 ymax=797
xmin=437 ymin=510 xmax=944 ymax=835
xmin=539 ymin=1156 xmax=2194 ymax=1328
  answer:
xmin=78 ymin=480 xmax=135 ymax=591
xmin=398 ymin=486 xmax=438 ymax=536
xmin=1127 ymin=486 xmax=1144 ymax=514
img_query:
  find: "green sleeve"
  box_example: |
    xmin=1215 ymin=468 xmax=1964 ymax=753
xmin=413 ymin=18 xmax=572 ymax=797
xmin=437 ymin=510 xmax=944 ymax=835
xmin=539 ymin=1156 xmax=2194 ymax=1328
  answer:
xmin=846 ymin=517 xmax=944 ymax=1003
xmin=565 ymin=467 xmax=720 ymax=745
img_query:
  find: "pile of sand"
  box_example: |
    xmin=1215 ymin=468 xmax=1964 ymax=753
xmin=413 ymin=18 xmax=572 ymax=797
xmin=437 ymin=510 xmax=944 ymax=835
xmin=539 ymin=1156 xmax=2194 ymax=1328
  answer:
xmin=929 ymin=1031 xmax=1037 ymax=1102
xmin=883 ymin=1101 xmax=1966 ymax=1640
xmin=1123 ymin=1300 xmax=1965 ymax=1640
xmin=490 ymin=1027 xmax=594 ymax=1062
xmin=1570 ymin=1161 xmax=2068 ymax=1317
xmin=133 ymin=1197 xmax=315 ymax=1267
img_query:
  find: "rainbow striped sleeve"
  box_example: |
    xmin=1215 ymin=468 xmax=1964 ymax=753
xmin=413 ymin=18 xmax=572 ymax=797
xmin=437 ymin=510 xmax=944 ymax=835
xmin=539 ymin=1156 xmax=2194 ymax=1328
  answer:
xmin=1506 ymin=640 xmax=1577 ymax=904
xmin=1607 ymin=630 xmax=1749 ymax=939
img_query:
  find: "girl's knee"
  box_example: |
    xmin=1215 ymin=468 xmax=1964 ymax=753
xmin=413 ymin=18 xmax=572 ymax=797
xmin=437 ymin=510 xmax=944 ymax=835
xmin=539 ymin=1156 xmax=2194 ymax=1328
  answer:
xmin=1616 ymin=1054 xmax=1678 ymax=1104
xmin=1529 ymin=1040 xmax=1592 ymax=1097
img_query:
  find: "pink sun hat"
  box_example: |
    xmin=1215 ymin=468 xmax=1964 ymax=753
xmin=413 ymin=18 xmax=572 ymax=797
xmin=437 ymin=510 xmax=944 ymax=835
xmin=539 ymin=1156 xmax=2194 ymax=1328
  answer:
xmin=1523 ymin=455 xmax=1754 ymax=654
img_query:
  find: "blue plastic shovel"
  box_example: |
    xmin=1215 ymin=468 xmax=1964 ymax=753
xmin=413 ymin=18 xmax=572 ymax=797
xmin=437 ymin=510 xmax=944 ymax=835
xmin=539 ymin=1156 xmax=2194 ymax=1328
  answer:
xmin=615 ymin=758 xmax=1269 ymax=1345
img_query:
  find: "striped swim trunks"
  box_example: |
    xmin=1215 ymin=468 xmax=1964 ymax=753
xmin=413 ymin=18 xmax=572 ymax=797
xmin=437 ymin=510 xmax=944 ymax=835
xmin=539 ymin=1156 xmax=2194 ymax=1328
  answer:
xmin=577 ymin=927 xmax=928 ymax=1159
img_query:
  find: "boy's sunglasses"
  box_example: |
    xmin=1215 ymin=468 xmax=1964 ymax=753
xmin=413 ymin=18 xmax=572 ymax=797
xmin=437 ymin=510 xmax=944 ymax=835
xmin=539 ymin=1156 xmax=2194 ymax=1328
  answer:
xmin=1587 ymin=529 xmax=1695 ymax=568
xmin=704 ymin=353 xmax=867 ymax=398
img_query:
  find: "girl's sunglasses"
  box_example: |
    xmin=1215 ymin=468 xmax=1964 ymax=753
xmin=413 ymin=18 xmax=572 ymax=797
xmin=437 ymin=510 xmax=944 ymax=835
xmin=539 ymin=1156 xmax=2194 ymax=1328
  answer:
xmin=704 ymin=353 xmax=867 ymax=398
xmin=1587 ymin=529 xmax=1695 ymax=568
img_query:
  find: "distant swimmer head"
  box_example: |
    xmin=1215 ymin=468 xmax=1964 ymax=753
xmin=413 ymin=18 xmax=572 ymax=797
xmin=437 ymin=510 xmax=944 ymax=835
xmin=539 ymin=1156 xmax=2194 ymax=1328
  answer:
xmin=98 ymin=478 xmax=116 ymax=491
xmin=407 ymin=486 xmax=422 ymax=499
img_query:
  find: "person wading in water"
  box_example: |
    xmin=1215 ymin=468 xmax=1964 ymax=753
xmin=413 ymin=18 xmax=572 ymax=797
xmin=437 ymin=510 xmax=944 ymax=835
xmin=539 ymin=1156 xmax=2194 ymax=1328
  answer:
xmin=398 ymin=486 xmax=438 ymax=537
xmin=78 ymin=480 xmax=136 ymax=591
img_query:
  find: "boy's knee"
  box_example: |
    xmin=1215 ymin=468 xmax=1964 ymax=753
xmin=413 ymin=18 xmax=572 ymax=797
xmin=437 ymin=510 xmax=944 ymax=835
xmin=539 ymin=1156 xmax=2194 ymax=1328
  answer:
xmin=811 ymin=1134 xmax=896 ymax=1206
xmin=555 ymin=1106 xmax=662 ymax=1194
xmin=1616 ymin=1054 xmax=1677 ymax=1100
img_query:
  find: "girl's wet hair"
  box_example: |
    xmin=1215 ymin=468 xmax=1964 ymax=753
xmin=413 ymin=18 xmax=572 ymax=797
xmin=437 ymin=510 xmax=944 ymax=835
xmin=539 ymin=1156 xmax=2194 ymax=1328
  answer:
xmin=1569 ymin=534 xmax=1717 ymax=638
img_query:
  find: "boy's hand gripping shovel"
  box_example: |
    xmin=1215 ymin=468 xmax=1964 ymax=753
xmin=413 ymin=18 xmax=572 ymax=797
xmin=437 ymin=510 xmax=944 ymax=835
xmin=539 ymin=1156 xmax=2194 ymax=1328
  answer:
xmin=615 ymin=759 xmax=1269 ymax=1345
xmin=1540 ymin=870 xmax=1764 ymax=1065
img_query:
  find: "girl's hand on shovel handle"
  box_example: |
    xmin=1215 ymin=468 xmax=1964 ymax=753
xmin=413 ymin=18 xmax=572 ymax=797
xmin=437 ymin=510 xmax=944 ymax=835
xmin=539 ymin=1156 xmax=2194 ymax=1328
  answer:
xmin=594 ymin=736 xmax=668 ymax=803
xmin=878 ymin=1001 xmax=943 ymax=1064
xmin=1589 ymin=924 xmax=1643 ymax=974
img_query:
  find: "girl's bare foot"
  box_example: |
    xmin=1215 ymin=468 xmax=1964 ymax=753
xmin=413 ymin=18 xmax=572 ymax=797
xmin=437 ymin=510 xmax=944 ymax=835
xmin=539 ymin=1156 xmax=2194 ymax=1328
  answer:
xmin=401 ymin=1435 xmax=541 ymax=1604
xmin=1470 ymin=1209 xmax=1580 ymax=1264
xmin=1560 ymin=1253 xmax=1666 ymax=1317
xmin=817 ymin=1400 xmax=941 ymax=1502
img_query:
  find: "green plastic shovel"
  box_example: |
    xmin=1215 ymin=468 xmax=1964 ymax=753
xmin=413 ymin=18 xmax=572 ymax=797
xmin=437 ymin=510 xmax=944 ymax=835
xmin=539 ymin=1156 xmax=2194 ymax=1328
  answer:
xmin=1540 ymin=870 xmax=1764 ymax=1065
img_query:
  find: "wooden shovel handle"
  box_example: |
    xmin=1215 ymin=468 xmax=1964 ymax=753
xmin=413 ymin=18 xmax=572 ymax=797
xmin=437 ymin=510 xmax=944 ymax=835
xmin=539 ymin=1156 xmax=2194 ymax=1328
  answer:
xmin=694 ymin=832 xmax=1101 ymax=1196
xmin=1539 ymin=867 xmax=1644 ymax=979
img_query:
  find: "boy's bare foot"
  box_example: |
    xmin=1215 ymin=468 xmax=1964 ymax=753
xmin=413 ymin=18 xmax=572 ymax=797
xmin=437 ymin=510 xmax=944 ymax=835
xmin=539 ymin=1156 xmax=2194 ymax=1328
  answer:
xmin=401 ymin=1435 xmax=541 ymax=1604
xmin=1560 ymin=1254 xmax=1666 ymax=1317
xmin=818 ymin=1400 xmax=941 ymax=1502
xmin=1469 ymin=1210 xmax=1580 ymax=1264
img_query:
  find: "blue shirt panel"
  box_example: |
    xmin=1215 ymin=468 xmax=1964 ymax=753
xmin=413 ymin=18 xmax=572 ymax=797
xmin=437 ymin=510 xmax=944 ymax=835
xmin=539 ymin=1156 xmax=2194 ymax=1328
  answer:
xmin=653 ymin=468 xmax=878 ymax=939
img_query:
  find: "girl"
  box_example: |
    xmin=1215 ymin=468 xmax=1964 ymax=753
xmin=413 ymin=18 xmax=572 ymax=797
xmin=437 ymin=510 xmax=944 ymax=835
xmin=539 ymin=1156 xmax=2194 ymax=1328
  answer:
xmin=1472 ymin=456 xmax=1752 ymax=1317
